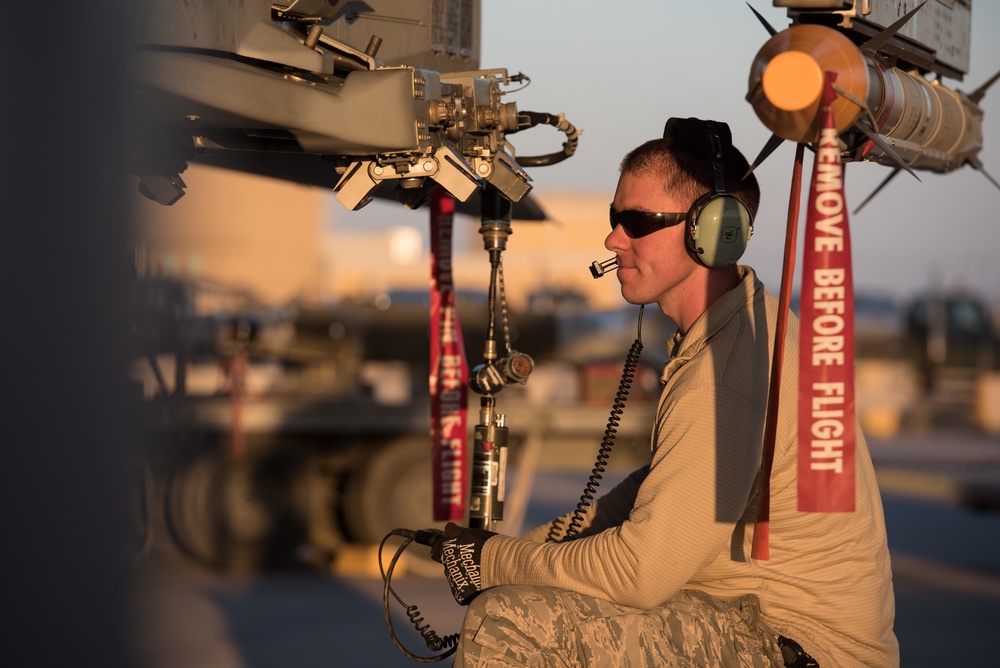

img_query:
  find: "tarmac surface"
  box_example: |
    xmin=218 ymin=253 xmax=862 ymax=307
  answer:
xmin=130 ymin=429 xmax=1000 ymax=667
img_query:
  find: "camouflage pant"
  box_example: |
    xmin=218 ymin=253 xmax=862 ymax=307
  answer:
xmin=452 ymin=585 xmax=786 ymax=667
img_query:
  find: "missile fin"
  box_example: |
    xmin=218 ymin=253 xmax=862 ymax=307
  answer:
xmin=979 ymin=169 xmax=1000 ymax=193
xmin=833 ymin=82 xmax=879 ymax=131
xmin=968 ymin=67 xmax=1000 ymax=105
xmin=746 ymin=3 xmax=778 ymax=37
xmin=860 ymin=2 xmax=927 ymax=57
xmin=853 ymin=168 xmax=901 ymax=214
xmin=967 ymin=156 xmax=1000 ymax=193
xmin=743 ymin=132 xmax=786 ymax=179
xmin=853 ymin=121 xmax=921 ymax=182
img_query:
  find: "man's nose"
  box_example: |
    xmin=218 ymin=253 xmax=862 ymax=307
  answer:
xmin=606 ymin=224 xmax=627 ymax=251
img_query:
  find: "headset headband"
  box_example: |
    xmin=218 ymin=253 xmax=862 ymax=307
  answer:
xmin=663 ymin=117 xmax=733 ymax=194
xmin=703 ymin=121 xmax=727 ymax=194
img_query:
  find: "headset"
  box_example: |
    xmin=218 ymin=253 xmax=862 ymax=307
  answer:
xmin=665 ymin=118 xmax=754 ymax=268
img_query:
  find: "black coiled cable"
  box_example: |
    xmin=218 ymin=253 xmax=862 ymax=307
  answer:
xmin=379 ymin=530 xmax=459 ymax=662
xmin=547 ymin=306 xmax=644 ymax=543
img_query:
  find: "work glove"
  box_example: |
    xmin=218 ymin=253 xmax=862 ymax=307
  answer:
xmin=428 ymin=522 xmax=496 ymax=605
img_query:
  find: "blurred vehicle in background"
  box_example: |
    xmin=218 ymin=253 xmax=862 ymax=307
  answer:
xmin=905 ymin=291 xmax=999 ymax=372
xmin=902 ymin=291 xmax=1000 ymax=430
xmin=130 ymin=275 xmax=661 ymax=571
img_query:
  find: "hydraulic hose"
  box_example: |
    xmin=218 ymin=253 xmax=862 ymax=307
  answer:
xmin=514 ymin=111 xmax=582 ymax=167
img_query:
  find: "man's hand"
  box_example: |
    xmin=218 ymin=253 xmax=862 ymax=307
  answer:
xmin=428 ymin=522 xmax=496 ymax=605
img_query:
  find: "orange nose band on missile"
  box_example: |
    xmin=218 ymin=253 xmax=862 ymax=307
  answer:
xmin=748 ymin=24 xmax=868 ymax=144
xmin=763 ymin=51 xmax=824 ymax=112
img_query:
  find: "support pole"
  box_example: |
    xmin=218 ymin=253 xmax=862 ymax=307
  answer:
xmin=753 ymin=142 xmax=805 ymax=561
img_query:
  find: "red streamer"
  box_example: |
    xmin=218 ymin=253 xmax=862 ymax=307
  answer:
xmin=797 ymin=72 xmax=856 ymax=512
xmin=429 ymin=188 xmax=468 ymax=522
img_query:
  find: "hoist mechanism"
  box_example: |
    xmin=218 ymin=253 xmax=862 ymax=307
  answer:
xmin=129 ymin=0 xmax=580 ymax=214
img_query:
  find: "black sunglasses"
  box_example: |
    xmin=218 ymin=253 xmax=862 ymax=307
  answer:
xmin=609 ymin=206 xmax=687 ymax=238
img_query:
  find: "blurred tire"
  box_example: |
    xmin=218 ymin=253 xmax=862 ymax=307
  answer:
xmin=164 ymin=451 xmax=224 ymax=568
xmin=339 ymin=437 xmax=448 ymax=577
xmin=165 ymin=450 xmax=297 ymax=571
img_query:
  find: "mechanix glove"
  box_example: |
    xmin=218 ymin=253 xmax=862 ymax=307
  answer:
xmin=428 ymin=522 xmax=496 ymax=605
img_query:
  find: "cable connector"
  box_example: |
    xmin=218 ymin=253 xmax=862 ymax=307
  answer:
xmin=392 ymin=527 xmax=447 ymax=547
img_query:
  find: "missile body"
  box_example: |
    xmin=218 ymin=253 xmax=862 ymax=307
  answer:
xmin=748 ymin=24 xmax=984 ymax=174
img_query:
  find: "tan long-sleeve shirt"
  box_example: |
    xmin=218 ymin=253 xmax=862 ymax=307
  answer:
xmin=481 ymin=266 xmax=899 ymax=667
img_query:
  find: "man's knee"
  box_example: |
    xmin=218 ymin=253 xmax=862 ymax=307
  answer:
xmin=465 ymin=585 xmax=565 ymax=636
xmin=459 ymin=586 xmax=574 ymax=667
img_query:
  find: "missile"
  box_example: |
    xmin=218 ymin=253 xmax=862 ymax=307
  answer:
xmin=745 ymin=4 xmax=1000 ymax=207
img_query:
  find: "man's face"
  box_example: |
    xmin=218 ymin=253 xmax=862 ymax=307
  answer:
xmin=606 ymin=170 xmax=698 ymax=308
